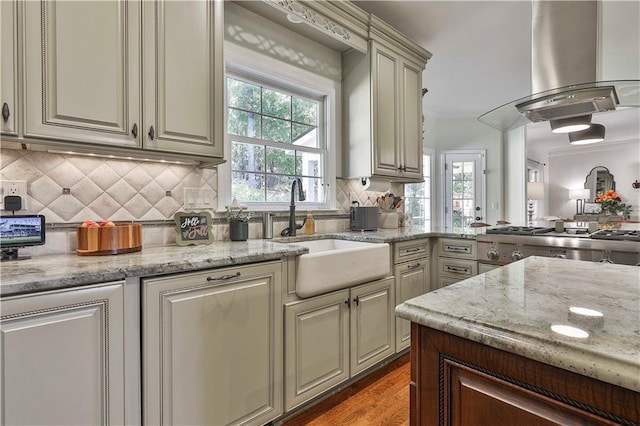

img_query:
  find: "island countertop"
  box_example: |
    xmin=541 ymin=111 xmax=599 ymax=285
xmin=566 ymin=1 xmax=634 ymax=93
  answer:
xmin=396 ymin=256 xmax=640 ymax=392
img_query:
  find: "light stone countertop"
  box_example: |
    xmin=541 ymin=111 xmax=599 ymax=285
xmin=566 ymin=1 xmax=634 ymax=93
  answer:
xmin=396 ymin=256 xmax=640 ymax=392
xmin=0 ymin=241 xmax=307 ymax=297
xmin=1 ymin=228 xmax=469 ymax=297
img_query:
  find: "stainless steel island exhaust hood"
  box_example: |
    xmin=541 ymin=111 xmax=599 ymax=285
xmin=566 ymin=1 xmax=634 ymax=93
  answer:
xmin=479 ymin=1 xmax=640 ymax=131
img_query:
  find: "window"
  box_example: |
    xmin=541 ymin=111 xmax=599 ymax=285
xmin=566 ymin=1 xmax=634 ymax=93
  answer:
xmin=226 ymin=74 xmax=327 ymax=207
xmin=404 ymin=153 xmax=432 ymax=230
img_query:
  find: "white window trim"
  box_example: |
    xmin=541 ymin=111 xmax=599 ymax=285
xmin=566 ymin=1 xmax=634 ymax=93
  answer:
xmin=440 ymin=149 xmax=487 ymax=231
xmin=218 ymin=42 xmax=339 ymax=212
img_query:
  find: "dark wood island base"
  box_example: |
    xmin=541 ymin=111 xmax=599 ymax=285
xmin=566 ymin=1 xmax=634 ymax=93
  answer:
xmin=410 ymin=323 xmax=640 ymax=426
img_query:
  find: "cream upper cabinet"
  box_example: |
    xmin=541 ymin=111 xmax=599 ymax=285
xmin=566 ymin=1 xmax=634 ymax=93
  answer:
xmin=23 ymin=1 xmax=141 ymax=148
xmin=343 ymin=17 xmax=431 ymax=182
xmin=1 ymin=0 xmax=18 ymax=136
xmin=0 ymin=282 xmax=125 ymax=425
xmin=143 ymin=262 xmax=282 ymax=426
xmin=371 ymin=42 xmax=423 ymax=179
xmin=142 ymin=0 xmax=223 ymax=157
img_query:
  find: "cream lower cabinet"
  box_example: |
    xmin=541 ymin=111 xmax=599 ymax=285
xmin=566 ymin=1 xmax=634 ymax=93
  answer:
xmin=435 ymin=238 xmax=478 ymax=289
xmin=143 ymin=262 xmax=282 ymax=426
xmin=284 ymin=277 xmax=395 ymax=411
xmin=393 ymin=238 xmax=430 ymax=352
xmin=0 ymin=282 xmax=125 ymax=425
xmin=394 ymin=259 xmax=429 ymax=351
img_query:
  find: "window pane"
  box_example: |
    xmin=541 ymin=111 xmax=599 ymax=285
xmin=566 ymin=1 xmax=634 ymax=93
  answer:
xmin=298 ymin=151 xmax=321 ymax=177
xmin=263 ymin=117 xmax=291 ymax=143
xmin=263 ymin=88 xmax=291 ymax=120
xmin=266 ymin=147 xmax=295 ymax=176
xmin=293 ymin=97 xmax=317 ymax=125
xmin=303 ymin=177 xmax=323 ymax=202
xmin=266 ymin=175 xmax=291 ymax=202
xmin=227 ymin=78 xmax=261 ymax=112
xmin=228 ymin=109 xmax=261 ymax=138
xmin=292 ymin=124 xmax=317 ymax=146
xmin=231 ymin=141 xmax=264 ymax=173
xmin=232 ymin=171 xmax=265 ymax=202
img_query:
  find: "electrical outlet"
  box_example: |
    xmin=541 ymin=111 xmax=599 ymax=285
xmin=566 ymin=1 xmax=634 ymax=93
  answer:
xmin=0 ymin=180 xmax=28 ymax=210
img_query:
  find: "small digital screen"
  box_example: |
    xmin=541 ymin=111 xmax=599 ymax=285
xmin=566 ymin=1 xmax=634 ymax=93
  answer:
xmin=0 ymin=215 xmax=46 ymax=248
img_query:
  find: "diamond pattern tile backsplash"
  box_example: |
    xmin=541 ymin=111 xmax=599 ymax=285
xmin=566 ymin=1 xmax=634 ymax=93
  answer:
xmin=0 ymin=148 xmax=402 ymax=254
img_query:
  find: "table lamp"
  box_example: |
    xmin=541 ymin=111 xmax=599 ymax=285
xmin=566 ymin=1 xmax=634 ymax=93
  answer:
xmin=569 ymin=188 xmax=591 ymax=215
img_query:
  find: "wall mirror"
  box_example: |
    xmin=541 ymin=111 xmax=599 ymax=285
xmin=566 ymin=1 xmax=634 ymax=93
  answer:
xmin=584 ymin=166 xmax=615 ymax=198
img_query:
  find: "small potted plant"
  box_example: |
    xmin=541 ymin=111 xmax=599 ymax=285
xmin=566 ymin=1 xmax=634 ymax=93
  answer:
xmin=225 ymin=198 xmax=252 ymax=241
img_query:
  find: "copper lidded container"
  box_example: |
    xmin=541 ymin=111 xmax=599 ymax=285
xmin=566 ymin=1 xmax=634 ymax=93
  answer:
xmin=76 ymin=224 xmax=142 ymax=256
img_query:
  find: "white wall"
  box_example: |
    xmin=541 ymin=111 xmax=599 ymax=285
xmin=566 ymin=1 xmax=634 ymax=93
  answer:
xmin=548 ymin=140 xmax=640 ymax=220
xmin=423 ymin=114 xmax=503 ymax=227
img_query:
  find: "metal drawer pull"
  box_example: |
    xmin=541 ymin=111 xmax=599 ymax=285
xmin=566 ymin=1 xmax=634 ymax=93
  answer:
xmin=407 ymin=263 xmax=422 ymax=270
xmin=2 ymin=103 xmax=9 ymax=122
xmin=405 ymin=247 xmax=422 ymax=253
xmin=206 ymin=272 xmax=241 ymax=281
xmin=446 ymin=245 xmax=470 ymax=253
xmin=446 ymin=266 xmax=470 ymax=274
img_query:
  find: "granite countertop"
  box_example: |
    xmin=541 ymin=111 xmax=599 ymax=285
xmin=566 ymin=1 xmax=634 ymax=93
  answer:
xmin=0 ymin=241 xmax=307 ymax=297
xmin=275 ymin=226 xmax=477 ymax=244
xmin=0 ymin=228 xmax=475 ymax=297
xmin=396 ymin=256 xmax=640 ymax=392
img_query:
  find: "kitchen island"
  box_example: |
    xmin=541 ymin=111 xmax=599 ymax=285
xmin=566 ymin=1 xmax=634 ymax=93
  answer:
xmin=396 ymin=256 xmax=640 ymax=425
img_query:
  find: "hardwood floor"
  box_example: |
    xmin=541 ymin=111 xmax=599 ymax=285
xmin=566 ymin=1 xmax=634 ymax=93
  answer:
xmin=281 ymin=354 xmax=410 ymax=426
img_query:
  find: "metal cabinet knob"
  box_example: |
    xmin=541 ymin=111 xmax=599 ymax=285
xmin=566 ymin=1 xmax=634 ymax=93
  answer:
xmin=2 ymin=103 xmax=9 ymax=123
xmin=131 ymin=123 xmax=138 ymax=138
xmin=148 ymin=125 xmax=155 ymax=140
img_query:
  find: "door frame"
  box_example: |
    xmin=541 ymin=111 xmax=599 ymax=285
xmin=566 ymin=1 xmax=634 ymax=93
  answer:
xmin=440 ymin=150 xmax=487 ymax=232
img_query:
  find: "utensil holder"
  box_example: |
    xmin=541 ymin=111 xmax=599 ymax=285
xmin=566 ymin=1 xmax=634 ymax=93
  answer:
xmin=380 ymin=212 xmax=398 ymax=229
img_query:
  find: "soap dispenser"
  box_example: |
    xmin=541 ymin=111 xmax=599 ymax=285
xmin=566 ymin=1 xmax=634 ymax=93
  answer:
xmin=304 ymin=211 xmax=315 ymax=235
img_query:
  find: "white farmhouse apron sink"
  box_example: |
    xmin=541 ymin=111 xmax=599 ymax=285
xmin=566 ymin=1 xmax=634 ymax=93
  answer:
xmin=282 ymin=239 xmax=390 ymax=298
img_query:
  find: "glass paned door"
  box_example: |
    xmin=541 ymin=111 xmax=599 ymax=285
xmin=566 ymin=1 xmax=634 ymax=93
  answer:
xmin=443 ymin=152 xmax=485 ymax=232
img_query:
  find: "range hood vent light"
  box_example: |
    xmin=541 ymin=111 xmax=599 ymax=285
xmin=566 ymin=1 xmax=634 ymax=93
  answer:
xmin=569 ymin=123 xmax=605 ymax=145
xmin=550 ymin=115 xmax=592 ymax=134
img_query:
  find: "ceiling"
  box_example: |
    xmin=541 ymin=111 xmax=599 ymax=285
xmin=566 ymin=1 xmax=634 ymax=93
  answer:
xmin=353 ymin=0 xmax=639 ymax=154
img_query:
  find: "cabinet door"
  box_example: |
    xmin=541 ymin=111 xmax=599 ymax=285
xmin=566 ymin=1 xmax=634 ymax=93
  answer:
xmin=142 ymin=0 xmax=223 ymax=157
xmin=400 ymin=59 xmax=423 ymax=179
xmin=1 ymin=0 xmax=18 ymax=136
xmin=395 ymin=259 xmax=429 ymax=351
xmin=350 ymin=276 xmax=395 ymax=376
xmin=143 ymin=262 xmax=282 ymax=426
xmin=284 ymin=289 xmax=350 ymax=411
xmin=23 ymin=1 xmax=141 ymax=147
xmin=0 ymin=282 xmax=125 ymax=425
xmin=371 ymin=42 xmax=400 ymax=177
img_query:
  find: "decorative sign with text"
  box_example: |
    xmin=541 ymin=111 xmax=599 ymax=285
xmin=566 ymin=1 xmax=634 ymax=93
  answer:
xmin=174 ymin=211 xmax=214 ymax=246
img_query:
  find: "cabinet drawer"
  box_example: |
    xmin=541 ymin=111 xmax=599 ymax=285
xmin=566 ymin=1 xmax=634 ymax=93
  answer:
xmin=437 ymin=257 xmax=478 ymax=279
xmin=437 ymin=238 xmax=477 ymax=260
xmin=394 ymin=239 xmax=430 ymax=264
